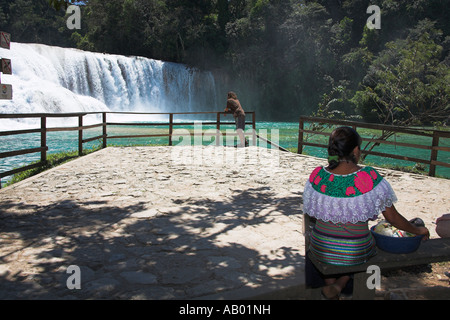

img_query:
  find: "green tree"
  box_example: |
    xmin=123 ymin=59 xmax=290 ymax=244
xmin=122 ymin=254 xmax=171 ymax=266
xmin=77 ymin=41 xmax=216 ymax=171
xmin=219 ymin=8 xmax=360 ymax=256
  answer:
xmin=352 ymin=19 xmax=449 ymax=126
xmin=350 ymin=19 xmax=449 ymax=159
xmin=48 ymin=0 xmax=71 ymax=10
xmin=1 ymin=0 xmax=70 ymax=46
xmin=2 ymin=0 xmax=449 ymax=122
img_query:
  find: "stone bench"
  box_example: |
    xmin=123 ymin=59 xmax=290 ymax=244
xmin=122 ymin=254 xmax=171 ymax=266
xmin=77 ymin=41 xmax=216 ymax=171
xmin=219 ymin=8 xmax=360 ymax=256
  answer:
xmin=303 ymin=214 xmax=450 ymax=299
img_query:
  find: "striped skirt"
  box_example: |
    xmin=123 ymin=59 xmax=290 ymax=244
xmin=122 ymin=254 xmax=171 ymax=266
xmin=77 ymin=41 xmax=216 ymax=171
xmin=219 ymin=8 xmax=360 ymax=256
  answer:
xmin=309 ymin=222 xmax=377 ymax=266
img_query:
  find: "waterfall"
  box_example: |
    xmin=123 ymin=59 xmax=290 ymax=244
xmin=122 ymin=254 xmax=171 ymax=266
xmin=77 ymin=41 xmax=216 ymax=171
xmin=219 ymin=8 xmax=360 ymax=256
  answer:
xmin=0 ymin=43 xmax=218 ymax=129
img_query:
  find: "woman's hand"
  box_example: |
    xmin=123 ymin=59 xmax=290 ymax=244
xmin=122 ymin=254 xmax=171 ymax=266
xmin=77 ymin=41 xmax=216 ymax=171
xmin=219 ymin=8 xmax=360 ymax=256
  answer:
xmin=382 ymin=205 xmax=430 ymax=240
xmin=415 ymin=226 xmax=430 ymax=240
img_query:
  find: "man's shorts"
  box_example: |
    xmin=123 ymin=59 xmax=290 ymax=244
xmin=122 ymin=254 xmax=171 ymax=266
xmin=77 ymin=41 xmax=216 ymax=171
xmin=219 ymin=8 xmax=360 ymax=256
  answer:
xmin=235 ymin=115 xmax=245 ymax=131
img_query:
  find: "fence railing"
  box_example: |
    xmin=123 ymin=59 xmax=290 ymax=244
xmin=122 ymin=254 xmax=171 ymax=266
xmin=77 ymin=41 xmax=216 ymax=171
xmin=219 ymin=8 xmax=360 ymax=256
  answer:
xmin=2 ymin=113 xmax=449 ymax=187
xmin=297 ymin=116 xmax=450 ymax=177
xmin=0 ymin=111 xmax=256 ymax=187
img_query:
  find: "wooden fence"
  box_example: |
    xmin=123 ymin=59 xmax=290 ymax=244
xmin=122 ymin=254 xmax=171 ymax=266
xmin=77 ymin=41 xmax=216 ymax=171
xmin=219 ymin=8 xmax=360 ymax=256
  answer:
xmin=0 ymin=111 xmax=256 ymax=187
xmin=297 ymin=116 xmax=450 ymax=177
xmin=2 ymin=113 xmax=449 ymax=187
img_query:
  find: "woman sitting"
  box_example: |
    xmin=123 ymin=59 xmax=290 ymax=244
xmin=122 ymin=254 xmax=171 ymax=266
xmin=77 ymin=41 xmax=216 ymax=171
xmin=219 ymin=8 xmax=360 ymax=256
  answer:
xmin=303 ymin=126 xmax=429 ymax=299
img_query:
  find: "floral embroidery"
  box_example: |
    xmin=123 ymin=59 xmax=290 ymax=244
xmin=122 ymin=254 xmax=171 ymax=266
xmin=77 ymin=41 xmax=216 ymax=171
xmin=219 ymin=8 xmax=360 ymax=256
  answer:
xmin=309 ymin=166 xmax=383 ymax=198
xmin=303 ymin=166 xmax=397 ymax=223
xmin=309 ymin=167 xmax=321 ymax=183
xmin=354 ymin=171 xmax=374 ymax=194
xmin=345 ymin=186 xmax=356 ymax=196
xmin=303 ymin=179 xmax=398 ymax=224
xmin=314 ymin=176 xmax=321 ymax=185
xmin=370 ymin=170 xmax=377 ymax=180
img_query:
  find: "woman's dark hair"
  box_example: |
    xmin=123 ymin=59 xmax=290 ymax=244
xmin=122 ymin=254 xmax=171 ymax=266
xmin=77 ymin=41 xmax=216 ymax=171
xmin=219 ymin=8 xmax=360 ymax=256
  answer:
xmin=327 ymin=126 xmax=362 ymax=169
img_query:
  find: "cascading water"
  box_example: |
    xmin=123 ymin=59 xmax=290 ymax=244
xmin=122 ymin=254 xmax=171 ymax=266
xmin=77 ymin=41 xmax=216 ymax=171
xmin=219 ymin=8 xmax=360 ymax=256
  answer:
xmin=0 ymin=42 xmax=219 ymax=129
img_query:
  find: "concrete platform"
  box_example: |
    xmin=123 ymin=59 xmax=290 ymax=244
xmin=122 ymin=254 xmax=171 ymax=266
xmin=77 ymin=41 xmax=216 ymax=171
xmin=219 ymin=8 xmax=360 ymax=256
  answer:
xmin=2 ymin=146 xmax=449 ymax=300
xmin=0 ymin=146 xmax=321 ymax=300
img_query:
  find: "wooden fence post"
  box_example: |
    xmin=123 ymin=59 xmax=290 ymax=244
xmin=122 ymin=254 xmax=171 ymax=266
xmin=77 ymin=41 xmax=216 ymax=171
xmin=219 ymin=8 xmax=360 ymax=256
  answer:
xmin=78 ymin=115 xmax=83 ymax=156
xmin=297 ymin=118 xmax=304 ymax=154
xmin=102 ymin=112 xmax=107 ymax=149
xmin=168 ymin=113 xmax=173 ymax=146
xmin=216 ymin=112 xmax=221 ymax=146
xmin=429 ymin=130 xmax=439 ymax=177
xmin=252 ymin=112 xmax=256 ymax=146
xmin=41 ymin=116 xmax=47 ymax=162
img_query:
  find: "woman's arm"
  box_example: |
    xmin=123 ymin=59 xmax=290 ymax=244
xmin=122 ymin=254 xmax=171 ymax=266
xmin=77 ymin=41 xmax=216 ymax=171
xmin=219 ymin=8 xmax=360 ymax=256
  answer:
xmin=382 ymin=205 xmax=430 ymax=240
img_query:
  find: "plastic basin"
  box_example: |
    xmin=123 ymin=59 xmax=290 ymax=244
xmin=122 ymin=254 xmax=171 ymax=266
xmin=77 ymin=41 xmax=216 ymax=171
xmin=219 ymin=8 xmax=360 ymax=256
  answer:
xmin=370 ymin=226 xmax=423 ymax=254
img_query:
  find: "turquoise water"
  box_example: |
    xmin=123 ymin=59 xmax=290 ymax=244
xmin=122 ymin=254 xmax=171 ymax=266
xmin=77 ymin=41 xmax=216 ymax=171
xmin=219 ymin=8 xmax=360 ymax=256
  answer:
xmin=1 ymin=121 xmax=449 ymax=187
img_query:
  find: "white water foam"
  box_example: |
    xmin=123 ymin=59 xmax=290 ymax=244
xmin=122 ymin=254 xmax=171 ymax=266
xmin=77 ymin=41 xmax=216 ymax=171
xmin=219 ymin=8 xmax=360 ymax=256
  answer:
xmin=0 ymin=43 xmax=218 ymax=130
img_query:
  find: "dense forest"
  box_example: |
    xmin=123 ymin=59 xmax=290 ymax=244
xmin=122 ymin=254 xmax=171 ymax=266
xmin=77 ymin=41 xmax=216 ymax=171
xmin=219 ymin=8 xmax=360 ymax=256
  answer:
xmin=0 ymin=0 xmax=449 ymax=123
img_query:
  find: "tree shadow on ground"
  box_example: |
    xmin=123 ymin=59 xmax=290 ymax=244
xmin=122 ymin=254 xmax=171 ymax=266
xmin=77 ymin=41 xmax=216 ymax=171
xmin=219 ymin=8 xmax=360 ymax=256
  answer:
xmin=0 ymin=187 xmax=305 ymax=299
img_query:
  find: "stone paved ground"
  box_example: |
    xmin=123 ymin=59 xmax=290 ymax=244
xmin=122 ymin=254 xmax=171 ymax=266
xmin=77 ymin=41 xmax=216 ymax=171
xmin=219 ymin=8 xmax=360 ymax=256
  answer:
xmin=0 ymin=146 xmax=317 ymax=299
xmin=1 ymin=146 xmax=449 ymax=300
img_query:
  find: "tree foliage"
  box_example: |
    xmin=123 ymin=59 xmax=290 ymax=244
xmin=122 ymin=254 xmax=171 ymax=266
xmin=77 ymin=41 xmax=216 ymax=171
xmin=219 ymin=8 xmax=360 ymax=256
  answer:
xmin=0 ymin=0 xmax=448 ymax=123
xmin=352 ymin=19 xmax=449 ymax=126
